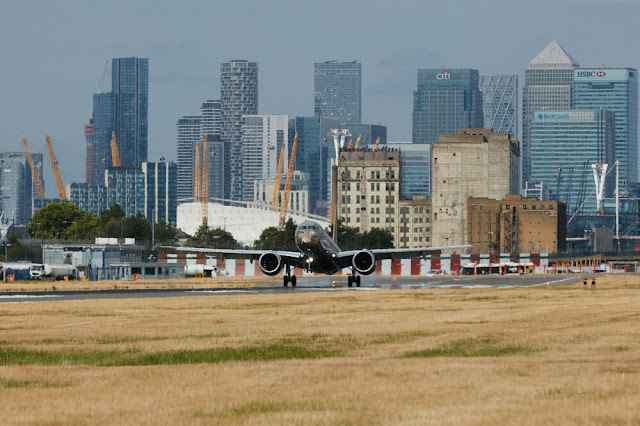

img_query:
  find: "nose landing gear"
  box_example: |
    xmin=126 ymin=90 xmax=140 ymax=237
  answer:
xmin=283 ymin=263 xmax=296 ymax=287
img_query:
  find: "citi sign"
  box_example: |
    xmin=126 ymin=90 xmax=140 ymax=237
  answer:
xmin=436 ymin=70 xmax=451 ymax=80
xmin=538 ymin=113 xmax=570 ymax=120
xmin=577 ymin=71 xmax=607 ymax=78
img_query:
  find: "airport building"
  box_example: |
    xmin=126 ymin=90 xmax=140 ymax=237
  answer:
xmin=412 ymin=68 xmax=484 ymax=145
xmin=529 ymin=109 xmax=616 ymax=216
xmin=479 ymin=74 xmax=518 ymax=140
xmin=431 ymin=129 xmax=520 ymax=250
xmin=573 ymin=68 xmax=638 ymax=191
xmin=314 ymin=61 xmax=362 ymax=124
xmin=522 ymin=41 xmax=579 ymax=187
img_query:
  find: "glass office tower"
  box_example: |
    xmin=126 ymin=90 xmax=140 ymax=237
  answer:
xmin=200 ymin=99 xmax=221 ymax=138
xmin=176 ymin=116 xmax=202 ymax=202
xmin=522 ymin=41 xmax=579 ymax=187
xmin=91 ymin=92 xmax=115 ymax=185
xmin=142 ymin=162 xmax=178 ymax=226
xmin=530 ymin=110 xmax=615 ymax=215
xmin=480 ymin=74 xmax=518 ymax=140
xmin=314 ymin=61 xmax=362 ymax=124
xmin=387 ymin=142 xmax=431 ymax=199
xmin=112 ymin=57 xmax=149 ymax=169
xmin=573 ymin=68 xmax=638 ymax=191
xmin=412 ymin=68 xmax=483 ymax=144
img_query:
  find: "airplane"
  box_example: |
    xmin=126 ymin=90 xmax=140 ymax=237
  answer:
xmin=168 ymin=220 xmax=469 ymax=287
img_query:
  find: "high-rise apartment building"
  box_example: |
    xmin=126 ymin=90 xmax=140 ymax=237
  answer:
xmin=573 ymin=68 xmax=638 ymax=189
xmin=112 ymin=57 xmax=149 ymax=169
xmin=90 ymin=92 xmax=114 ymax=185
xmin=85 ymin=121 xmax=95 ymax=184
xmin=480 ymin=74 xmax=518 ymax=139
xmin=142 ymin=162 xmax=178 ymax=226
xmin=289 ymin=116 xmax=339 ymax=215
xmin=314 ymin=61 xmax=361 ymax=124
xmin=522 ymin=41 xmax=579 ymax=187
xmin=240 ymin=115 xmax=288 ymax=202
xmin=220 ymin=60 xmax=258 ymax=201
xmin=431 ymin=129 xmax=520 ymax=249
xmin=176 ymin=116 xmax=202 ymax=202
xmin=105 ymin=167 xmax=145 ymax=218
xmin=530 ymin=110 xmax=616 ymax=215
xmin=0 ymin=153 xmax=38 ymax=225
xmin=200 ymin=99 xmax=221 ymax=138
xmin=412 ymin=68 xmax=484 ymax=145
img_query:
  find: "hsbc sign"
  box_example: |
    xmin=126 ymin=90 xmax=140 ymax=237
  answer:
xmin=577 ymin=70 xmax=607 ymax=78
xmin=436 ymin=70 xmax=451 ymax=80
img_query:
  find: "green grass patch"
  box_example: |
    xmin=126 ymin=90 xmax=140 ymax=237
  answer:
xmin=0 ymin=379 xmax=71 ymax=389
xmin=403 ymin=336 xmax=541 ymax=358
xmin=0 ymin=343 xmax=340 ymax=366
xmin=195 ymin=400 xmax=345 ymax=420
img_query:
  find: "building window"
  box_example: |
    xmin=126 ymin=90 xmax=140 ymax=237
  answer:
xmin=471 ymin=204 xmax=477 ymax=210
xmin=480 ymin=204 xmax=485 ymax=210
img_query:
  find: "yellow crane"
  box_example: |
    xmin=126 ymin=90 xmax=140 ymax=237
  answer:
xmin=45 ymin=135 xmax=66 ymax=200
xmin=279 ymin=133 xmax=298 ymax=228
xmin=373 ymin=137 xmax=381 ymax=151
xmin=22 ymin=137 xmax=45 ymax=200
xmin=347 ymin=139 xmax=353 ymax=149
xmin=354 ymin=134 xmax=362 ymax=149
xmin=271 ymin=140 xmax=287 ymax=212
xmin=202 ymin=133 xmax=209 ymax=226
xmin=110 ymin=132 xmax=121 ymax=167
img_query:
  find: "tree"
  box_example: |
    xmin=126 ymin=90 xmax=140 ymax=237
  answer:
xmin=4 ymin=236 xmax=37 ymax=262
xmin=27 ymin=202 xmax=94 ymax=240
xmin=122 ymin=214 xmax=152 ymax=241
xmin=154 ymin=221 xmax=178 ymax=245
xmin=62 ymin=211 xmax=101 ymax=241
xmin=185 ymin=225 xmax=240 ymax=249
xmin=361 ymin=227 xmax=394 ymax=249
xmin=99 ymin=204 xmax=125 ymax=225
xmin=326 ymin=220 xmax=395 ymax=250
xmin=253 ymin=219 xmax=297 ymax=250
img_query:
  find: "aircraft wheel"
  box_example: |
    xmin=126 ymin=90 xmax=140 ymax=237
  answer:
xmin=356 ymin=276 xmax=361 ymax=287
xmin=347 ymin=276 xmax=353 ymax=287
xmin=283 ymin=275 xmax=289 ymax=286
xmin=291 ymin=276 xmax=297 ymax=287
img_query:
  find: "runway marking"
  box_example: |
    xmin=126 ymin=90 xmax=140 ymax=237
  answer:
xmin=0 ymin=295 xmax=60 ymax=299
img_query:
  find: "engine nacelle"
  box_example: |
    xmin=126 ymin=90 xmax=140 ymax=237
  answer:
xmin=258 ymin=252 xmax=283 ymax=276
xmin=352 ymin=250 xmax=376 ymax=275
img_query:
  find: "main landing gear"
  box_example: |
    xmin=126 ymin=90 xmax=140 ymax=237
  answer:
xmin=283 ymin=264 xmax=296 ymax=287
xmin=347 ymin=275 xmax=360 ymax=288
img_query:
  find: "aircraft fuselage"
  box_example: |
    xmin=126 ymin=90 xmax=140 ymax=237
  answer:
xmin=294 ymin=221 xmax=342 ymax=275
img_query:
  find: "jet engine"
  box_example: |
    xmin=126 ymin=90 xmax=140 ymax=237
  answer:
xmin=258 ymin=252 xmax=282 ymax=276
xmin=352 ymin=250 xmax=376 ymax=275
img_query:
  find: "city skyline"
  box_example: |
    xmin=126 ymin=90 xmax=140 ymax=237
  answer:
xmin=1 ymin=1 xmax=638 ymax=197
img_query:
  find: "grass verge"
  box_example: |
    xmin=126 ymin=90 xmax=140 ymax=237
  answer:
xmin=403 ymin=336 xmax=541 ymax=358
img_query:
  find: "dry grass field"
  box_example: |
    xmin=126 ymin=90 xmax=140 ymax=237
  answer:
xmin=1 ymin=274 xmax=640 ymax=424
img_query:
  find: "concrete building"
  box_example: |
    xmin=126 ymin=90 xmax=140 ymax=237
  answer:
xmin=479 ymin=74 xmax=518 ymax=140
xmin=398 ymin=196 xmax=432 ymax=248
xmin=530 ymin=109 xmax=615 ymax=215
xmin=241 ymin=115 xmax=288 ymax=202
xmin=314 ymin=61 xmax=362 ymax=124
xmin=412 ymin=68 xmax=484 ymax=145
xmin=573 ymin=68 xmax=638 ymax=190
xmin=431 ymin=129 xmax=520 ymax=249
xmin=220 ymin=60 xmax=258 ymax=201
xmin=335 ymin=148 xmax=402 ymax=246
xmin=466 ymin=195 xmax=565 ymax=254
xmin=176 ymin=116 xmax=201 ymax=202
xmin=522 ymin=41 xmax=579 ymax=187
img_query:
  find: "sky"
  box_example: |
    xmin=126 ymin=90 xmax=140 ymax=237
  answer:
xmin=1 ymin=0 xmax=638 ymax=197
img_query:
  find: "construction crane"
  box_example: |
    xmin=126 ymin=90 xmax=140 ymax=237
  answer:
xmin=45 ymin=135 xmax=66 ymax=200
xmin=354 ymin=134 xmax=362 ymax=149
xmin=373 ymin=137 xmax=381 ymax=151
xmin=279 ymin=133 xmax=298 ymax=228
xmin=347 ymin=139 xmax=353 ymax=149
xmin=202 ymin=133 xmax=209 ymax=226
xmin=22 ymin=137 xmax=45 ymax=200
xmin=271 ymin=140 xmax=287 ymax=212
xmin=110 ymin=132 xmax=121 ymax=167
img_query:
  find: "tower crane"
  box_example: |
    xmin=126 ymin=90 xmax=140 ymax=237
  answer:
xmin=22 ymin=137 xmax=45 ymax=199
xmin=45 ymin=135 xmax=66 ymax=200
xmin=373 ymin=137 xmax=381 ymax=151
xmin=279 ymin=133 xmax=298 ymax=228
xmin=271 ymin=140 xmax=287 ymax=212
xmin=202 ymin=133 xmax=209 ymax=226
xmin=110 ymin=132 xmax=121 ymax=167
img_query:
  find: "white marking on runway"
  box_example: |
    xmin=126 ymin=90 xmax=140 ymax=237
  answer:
xmin=0 ymin=295 xmax=60 ymax=299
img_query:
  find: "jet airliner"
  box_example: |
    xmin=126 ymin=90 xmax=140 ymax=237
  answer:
xmin=170 ymin=220 xmax=468 ymax=287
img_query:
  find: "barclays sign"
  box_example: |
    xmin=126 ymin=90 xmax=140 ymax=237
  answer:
xmin=537 ymin=113 xmax=570 ymax=120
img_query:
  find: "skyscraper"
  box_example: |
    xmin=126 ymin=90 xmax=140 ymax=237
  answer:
xmin=314 ymin=61 xmax=362 ymax=124
xmin=0 ymin=153 xmax=33 ymax=225
xmin=412 ymin=68 xmax=484 ymax=144
xmin=573 ymin=68 xmax=638 ymax=190
xmin=480 ymin=74 xmax=518 ymax=140
xmin=142 ymin=162 xmax=178 ymax=226
xmin=176 ymin=116 xmax=201 ymax=202
xmin=241 ymin=115 xmax=288 ymax=202
xmin=522 ymin=41 xmax=579 ymax=187
xmin=112 ymin=57 xmax=149 ymax=169
xmin=386 ymin=142 xmax=431 ymax=199
xmin=91 ymin=92 xmax=114 ymax=185
xmin=85 ymin=121 xmax=95 ymax=185
xmin=220 ymin=60 xmax=258 ymax=201
xmin=200 ymin=99 xmax=221 ymax=138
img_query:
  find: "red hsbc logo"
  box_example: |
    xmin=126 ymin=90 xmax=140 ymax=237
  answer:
xmin=577 ymin=70 xmax=607 ymax=78
xmin=596 ymin=71 xmax=606 ymax=77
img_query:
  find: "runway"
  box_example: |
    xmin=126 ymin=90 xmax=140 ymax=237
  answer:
xmin=0 ymin=274 xmax=584 ymax=304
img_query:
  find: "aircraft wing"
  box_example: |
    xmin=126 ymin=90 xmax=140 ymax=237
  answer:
xmin=336 ymin=245 xmax=471 ymax=262
xmin=162 ymin=247 xmax=306 ymax=267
